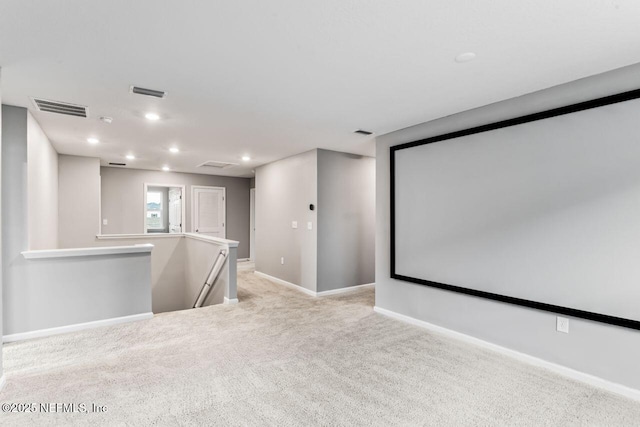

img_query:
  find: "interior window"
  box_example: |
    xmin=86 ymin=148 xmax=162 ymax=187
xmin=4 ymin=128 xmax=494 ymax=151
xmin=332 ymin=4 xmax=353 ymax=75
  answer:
xmin=146 ymin=190 xmax=164 ymax=231
xmin=146 ymin=186 xmax=183 ymax=233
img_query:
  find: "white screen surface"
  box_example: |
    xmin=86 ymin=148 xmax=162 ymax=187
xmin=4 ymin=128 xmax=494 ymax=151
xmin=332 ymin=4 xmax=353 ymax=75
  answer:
xmin=394 ymin=97 xmax=640 ymax=323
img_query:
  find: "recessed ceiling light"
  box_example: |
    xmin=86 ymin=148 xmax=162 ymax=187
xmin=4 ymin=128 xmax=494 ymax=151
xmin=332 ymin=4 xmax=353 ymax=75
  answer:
xmin=242 ymin=156 xmax=251 ymax=161
xmin=169 ymin=147 xmax=180 ymax=153
xmin=455 ymin=52 xmax=477 ymax=63
xmin=87 ymin=137 xmax=99 ymax=144
xmin=145 ymin=112 xmax=160 ymax=121
xmin=126 ymin=154 xmax=135 ymax=160
xmin=162 ymin=166 xmax=170 ymax=171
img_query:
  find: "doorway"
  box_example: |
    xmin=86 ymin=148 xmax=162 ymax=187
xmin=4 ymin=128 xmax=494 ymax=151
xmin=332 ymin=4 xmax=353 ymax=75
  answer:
xmin=192 ymin=186 xmax=226 ymax=238
xmin=168 ymin=187 xmax=183 ymax=233
xmin=250 ymin=188 xmax=255 ymax=260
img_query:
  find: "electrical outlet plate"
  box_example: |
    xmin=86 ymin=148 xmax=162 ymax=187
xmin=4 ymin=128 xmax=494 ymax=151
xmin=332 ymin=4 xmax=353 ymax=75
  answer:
xmin=292 ymin=221 xmax=298 ymax=229
xmin=556 ymin=316 xmax=569 ymax=333
xmin=280 ymin=257 xmax=284 ymax=265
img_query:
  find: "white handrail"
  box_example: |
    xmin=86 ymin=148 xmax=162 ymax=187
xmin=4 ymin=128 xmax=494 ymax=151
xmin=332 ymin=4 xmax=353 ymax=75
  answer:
xmin=193 ymin=249 xmax=228 ymax=308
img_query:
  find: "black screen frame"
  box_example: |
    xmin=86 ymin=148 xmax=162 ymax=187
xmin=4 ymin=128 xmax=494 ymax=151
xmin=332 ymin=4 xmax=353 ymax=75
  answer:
xmin=390 ymin=88 xmax=640 ymax=331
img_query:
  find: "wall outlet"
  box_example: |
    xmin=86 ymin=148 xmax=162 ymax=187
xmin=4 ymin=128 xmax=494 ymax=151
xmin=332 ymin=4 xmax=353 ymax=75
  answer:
xmin=292 ymin=221 xmax=298 ymax=229
xmin=556 ymin=316 xmax=569 ymax=333
xmin=307 ymin=221 xmax=313 ymax=230
xmin=102 ymin=219 xmax=108 ymax=225
xmin=280 ymin=257 xmax=284 ymax=265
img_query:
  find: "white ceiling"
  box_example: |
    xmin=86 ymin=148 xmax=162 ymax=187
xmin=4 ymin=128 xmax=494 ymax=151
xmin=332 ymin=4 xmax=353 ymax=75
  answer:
xmin=1 ymin=1 xmax=640 ymax=177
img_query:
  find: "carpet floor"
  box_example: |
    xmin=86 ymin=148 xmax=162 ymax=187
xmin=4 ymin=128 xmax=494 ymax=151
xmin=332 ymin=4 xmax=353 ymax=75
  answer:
xmin=1 ymin=269 xmax=639 ymax=426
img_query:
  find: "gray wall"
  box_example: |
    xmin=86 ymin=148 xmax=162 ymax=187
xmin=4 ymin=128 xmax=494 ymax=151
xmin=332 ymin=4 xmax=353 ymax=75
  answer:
xmin=376 ymin=62 xmax=640 ymax=391
xmin=317 ymin=149 xmax=375 ymax=292
xmin=1 ymin=114 xmax=152 ymax=337
xmin=5 ymin=252 xmax=152 ymax=336
xmin=255 ymin=149 xmax=318 ymax=291
xmin=1 ymin=106 xmax=29 ymax=335
xmin=100 ymin=167 xmax=251 ymax=259
xmin=58 ymin=155 xmax=101 ymax=249
xmin=94 ymin=236 xmax=184 ymax=313
xmin=92 ymin=235 xmax=235 ymax=313
xmin=27 ymin=111 xmax=58 ymax=250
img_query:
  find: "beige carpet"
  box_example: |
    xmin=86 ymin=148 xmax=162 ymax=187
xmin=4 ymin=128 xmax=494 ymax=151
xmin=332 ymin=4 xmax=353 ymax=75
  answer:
xmin=1 ymin=270 xmax=639 ymax=426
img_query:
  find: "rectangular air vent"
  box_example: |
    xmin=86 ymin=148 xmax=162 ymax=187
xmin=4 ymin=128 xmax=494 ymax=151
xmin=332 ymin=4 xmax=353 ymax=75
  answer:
xmin=197 ymin=160 xmax=238 ymax=169
xmin=109 ymin=162 xmax=127 ymax=166
xmin=130 ymin=86 xmax=167 ymax=99
xmin=354 ymin=129 xmax=373 ymax=135
xmin=32 ymin=98 xmax=87 ymax=118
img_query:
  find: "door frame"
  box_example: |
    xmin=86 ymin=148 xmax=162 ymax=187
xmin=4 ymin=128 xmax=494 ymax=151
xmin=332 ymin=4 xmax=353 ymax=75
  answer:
xmin=168 ymin=187 xmax=184 ymax=233
xmin=191 ymin=185 xmax=226 ymax=238
xmin=143 ymin=183 xmax=186 ymax=234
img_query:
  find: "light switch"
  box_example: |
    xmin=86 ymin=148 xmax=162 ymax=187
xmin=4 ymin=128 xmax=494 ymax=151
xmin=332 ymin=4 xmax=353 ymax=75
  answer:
xmin=102 ymin=219 xmax=108 ymax=226
xmin=307 ymin=222 xmax=313 ymax=230
xmin=292 ymin=221 xmax=298 ymax=229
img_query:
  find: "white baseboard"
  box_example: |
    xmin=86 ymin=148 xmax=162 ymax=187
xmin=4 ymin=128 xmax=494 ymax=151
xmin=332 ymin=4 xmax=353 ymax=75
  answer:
xmin=0 ymin=374 xmax=6 ymax=393
xmin=254 ymin=271 xmax=374 ymax=297
xmin=224 ymin=297 xmax=239 ymax=304
xmin=3 ymin=312 xmax=154 ymax=343
xmin=254 ymin=271 xmax=317 ymax=296
xmin=316 ymin=283 xmax=375 ymax=296
xmin=373 ymin=306 xmax=640 ymax=402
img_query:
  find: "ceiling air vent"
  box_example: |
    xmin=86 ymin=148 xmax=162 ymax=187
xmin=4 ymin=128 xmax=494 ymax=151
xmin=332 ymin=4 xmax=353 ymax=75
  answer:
xmin=354 ymin=129 xmax=373 ymax=135
xmin=109 ymin=162 xmax=127 ymax=167
xmin=32 ymin=98 xmax=88 ymax=118
xmin=130 ymin=85 xmax=167 ymax=99
xmin=197 ymin=160 xmax=238 ymax=169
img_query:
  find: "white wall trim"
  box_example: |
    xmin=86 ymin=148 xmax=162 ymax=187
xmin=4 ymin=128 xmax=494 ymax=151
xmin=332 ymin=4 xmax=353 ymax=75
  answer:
xmin=237 ymin=258 xmax=250 ymax=262
xmin=3 ymin=312 xmax=154 ymax=343
xmin=224 ymin=297 xmax=239 ymax=304
xmin=184 ymin=232 xmax=239 ymax=248
xmin=255 ymin=272 xmax=375 ymax=298
xmin=373 ymin=306 xmax=640 ymax=402
xmin=316 ymin=283 xmax=375 ymax=296
xmin=22 ymin=243 xmax=154 ymax=259
xmin=0 ymin=375 xmax=6 ymax=392
xmin=96 ymin=233 xmax=182 ymax=240
xmin=95 ymin=233 xmax=239 ymax=248
xmin=254 ymin=271 xmax=317 ymax=296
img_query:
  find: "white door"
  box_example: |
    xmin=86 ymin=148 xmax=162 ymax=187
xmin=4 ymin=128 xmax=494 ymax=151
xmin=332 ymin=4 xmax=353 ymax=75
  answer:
xmin=168 ymin=187 xmax=182 ymax=233
xmin=250 ymin=188 xmax=255 ymax=260
xmin=192 ymin=186 xmax=226 ymax=238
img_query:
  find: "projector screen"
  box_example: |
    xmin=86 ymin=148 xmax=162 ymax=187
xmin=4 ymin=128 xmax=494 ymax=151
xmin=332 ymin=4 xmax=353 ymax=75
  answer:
xmin=391 ymin=90 xmax=640 ymax=330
